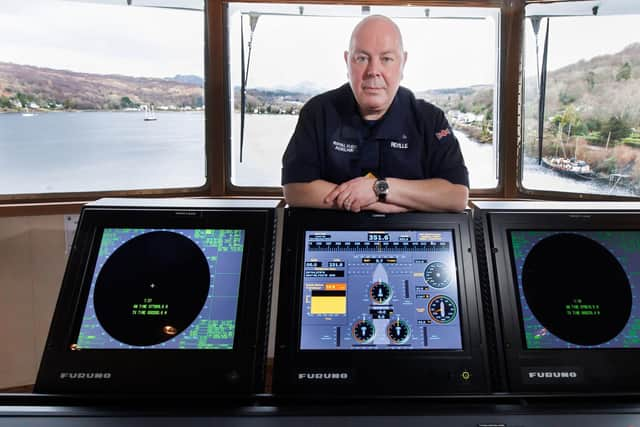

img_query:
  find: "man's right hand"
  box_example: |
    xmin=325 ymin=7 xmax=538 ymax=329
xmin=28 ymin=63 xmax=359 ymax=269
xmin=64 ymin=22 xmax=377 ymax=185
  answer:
xmin=323 ymin=176 xmax=377 ymax=212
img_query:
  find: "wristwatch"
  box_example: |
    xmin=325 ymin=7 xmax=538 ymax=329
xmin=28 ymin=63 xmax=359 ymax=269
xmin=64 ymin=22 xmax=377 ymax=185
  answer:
xmin=373 ymin=179 xmax=389 ymax=202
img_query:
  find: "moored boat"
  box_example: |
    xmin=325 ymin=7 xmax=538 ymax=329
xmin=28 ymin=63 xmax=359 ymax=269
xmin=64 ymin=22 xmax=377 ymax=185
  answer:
xmin=541 ymin=156 xmax=595 ymax=180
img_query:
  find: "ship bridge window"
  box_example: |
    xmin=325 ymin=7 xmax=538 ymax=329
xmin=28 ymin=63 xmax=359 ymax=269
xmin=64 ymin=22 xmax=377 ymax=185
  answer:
xmin=226 ymin=3 xmax=500 ymax=191
xmin=521 ymin=0 xmax=640 ymax=199
xmin=0 ymin=0 xmax=205 ymax=196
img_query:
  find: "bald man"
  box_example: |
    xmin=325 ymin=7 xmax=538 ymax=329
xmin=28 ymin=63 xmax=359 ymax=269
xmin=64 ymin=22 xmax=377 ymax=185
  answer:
xmin=281 ymin=15 xmax=469 ymax=213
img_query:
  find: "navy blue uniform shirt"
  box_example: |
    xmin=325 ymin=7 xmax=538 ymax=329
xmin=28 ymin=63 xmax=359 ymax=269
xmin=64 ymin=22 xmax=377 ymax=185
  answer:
xmin=281 ymin=84 xmax=469 ymax=188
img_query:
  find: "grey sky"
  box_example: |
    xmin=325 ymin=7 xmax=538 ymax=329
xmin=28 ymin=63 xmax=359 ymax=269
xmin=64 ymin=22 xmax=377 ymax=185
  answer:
xmin=227 ymin=5 xmax=499 ymax=92
xmin=0 ymin=0 xmax=204 ymax=78
xmin=524 ymin=14 xmax=640 ymax=74
xmin=3 ymin=1 xmax=639 ymax=91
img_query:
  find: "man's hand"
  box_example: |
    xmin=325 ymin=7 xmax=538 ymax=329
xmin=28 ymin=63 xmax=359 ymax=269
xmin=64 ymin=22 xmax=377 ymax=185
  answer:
xmin=323 ymin=176 xmax=377 ymax=212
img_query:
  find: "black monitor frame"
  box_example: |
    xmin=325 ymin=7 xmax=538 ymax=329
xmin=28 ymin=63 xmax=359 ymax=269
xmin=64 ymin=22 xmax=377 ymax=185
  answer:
xmin=35 ymin=199 xmax=277 ymax=396
xmin=273 ymin=208 xmax=489 ymax=397
xmin=487 ymin=209 xmax=640 ymax=394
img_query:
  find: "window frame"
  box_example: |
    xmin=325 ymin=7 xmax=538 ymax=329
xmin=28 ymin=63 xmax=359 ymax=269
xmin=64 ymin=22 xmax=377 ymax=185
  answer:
xmin=222 ymin=1 xmax=504 ymax=192
xmin=0 ymin=1 xmax=213 ymax=206
xmin=515 ymin=0 xmax=640 ymax=201
xmin=5 ymin=0 xmax=632 ymax=216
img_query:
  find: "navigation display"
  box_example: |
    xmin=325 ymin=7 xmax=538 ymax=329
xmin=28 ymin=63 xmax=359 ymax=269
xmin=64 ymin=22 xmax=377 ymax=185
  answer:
xmin=75 ymin=228 xmax=245 ymax=350
xmin=299 ymin=230 xmax=462 ymax=350
xmin=509 ymin=230 xmax=640 ymax=349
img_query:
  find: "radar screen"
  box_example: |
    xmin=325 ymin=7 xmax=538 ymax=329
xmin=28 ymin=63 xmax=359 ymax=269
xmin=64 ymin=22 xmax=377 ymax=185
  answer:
xmin=509 ymin=230 xmax=640 ymax=349
xmin=75 ymin=228 xmax=245 ymax=350
xmin=299 ymin=230 xmax=462 ymax=350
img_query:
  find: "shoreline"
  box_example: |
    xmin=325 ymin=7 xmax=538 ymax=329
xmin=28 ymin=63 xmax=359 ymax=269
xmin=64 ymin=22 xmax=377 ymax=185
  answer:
xmin=0 ymin=109 xmax=204 ymax=114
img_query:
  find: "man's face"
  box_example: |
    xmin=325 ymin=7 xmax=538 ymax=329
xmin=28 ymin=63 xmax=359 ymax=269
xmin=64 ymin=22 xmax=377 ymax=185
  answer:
xmin=345 ymin=18 xmax=406 ymax=120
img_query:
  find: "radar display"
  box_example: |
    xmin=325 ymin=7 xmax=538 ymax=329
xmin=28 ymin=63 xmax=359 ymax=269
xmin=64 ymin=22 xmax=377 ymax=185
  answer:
xmin=509 ymin=230 xmax=639 ymax=349
xmin=75 ymin=228 xmax=245 ymax=350
xmin=299 ymin=230 xmax=462 ymax=350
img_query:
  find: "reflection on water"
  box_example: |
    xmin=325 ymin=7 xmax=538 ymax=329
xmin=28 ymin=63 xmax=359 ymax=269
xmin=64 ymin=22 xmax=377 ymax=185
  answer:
xmin=0 ymin=111 xmax=205 ymax=194
xmin=3 ymin=110 xmax=635 ymax=197
xmin=522 ymin=156 xmax=637 ymax=197
xmin=232 ymin=114 xmax=498 ymax=189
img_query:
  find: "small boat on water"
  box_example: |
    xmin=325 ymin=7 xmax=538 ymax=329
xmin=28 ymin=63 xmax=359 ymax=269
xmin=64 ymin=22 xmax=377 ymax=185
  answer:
xmin=542 ymin=156 xmax=595 ymax=180
xmin=21 ymin=108 xmax=35 ymax=117
xmin=143 ymin=104 xmax=157 ymax=121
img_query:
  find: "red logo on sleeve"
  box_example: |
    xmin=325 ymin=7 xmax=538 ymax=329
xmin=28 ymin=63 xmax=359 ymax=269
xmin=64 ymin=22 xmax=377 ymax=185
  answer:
xmin=435 ymin=128 xmax=451 ymax=140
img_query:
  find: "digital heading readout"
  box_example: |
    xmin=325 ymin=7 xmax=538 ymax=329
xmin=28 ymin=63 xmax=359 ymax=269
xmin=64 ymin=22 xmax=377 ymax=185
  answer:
xmin=299 ymin=230 xmax=463 ymax=350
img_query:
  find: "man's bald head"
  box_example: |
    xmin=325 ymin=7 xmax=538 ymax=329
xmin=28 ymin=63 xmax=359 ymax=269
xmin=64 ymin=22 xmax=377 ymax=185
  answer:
xmin=348 ymin=15 xmax=404 ymax=54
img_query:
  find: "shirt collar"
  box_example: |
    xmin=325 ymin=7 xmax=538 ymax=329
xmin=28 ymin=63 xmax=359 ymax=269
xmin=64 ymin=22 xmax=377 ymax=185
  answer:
xmin=337 ymin=84 xmax=406 ymax=141
xmin=371 ymin=88 xmax=406 ymax=140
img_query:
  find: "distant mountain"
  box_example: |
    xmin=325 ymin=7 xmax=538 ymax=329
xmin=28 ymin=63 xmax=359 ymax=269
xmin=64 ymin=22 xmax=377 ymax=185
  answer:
xmin=0 ymin=62 xmax=204 ymax=111
xmin=233 ymin=86 xmax=312 ymax=114
xmin=416 ymin=85 xmax=494 ymax=118
xmin=170 ymin=74 xmax=204 ymax=87
xmin=524 ymin=42 xmax=640 ymax=125
xmin=267 ymin=81 xmax=329 ymax=95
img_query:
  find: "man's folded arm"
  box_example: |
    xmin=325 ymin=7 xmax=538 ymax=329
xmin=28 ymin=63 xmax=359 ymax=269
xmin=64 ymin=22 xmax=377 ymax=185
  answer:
xmin=385 ymin=177 xmax=469 ymax=212
xmin=283 ymin=180 xmax=338 ymax=209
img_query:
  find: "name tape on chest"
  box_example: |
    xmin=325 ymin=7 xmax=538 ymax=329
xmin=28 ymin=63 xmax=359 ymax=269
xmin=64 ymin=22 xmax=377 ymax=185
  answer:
xmin=389 ymin=141 xmax=408 ymax=149
xmin=332 ymin=140 xmax=358 ymax=153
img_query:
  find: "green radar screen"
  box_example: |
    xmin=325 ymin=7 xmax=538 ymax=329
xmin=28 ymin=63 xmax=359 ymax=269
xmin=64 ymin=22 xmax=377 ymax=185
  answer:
xmin=514 ymin=232 xmax=632 ymax=347
xmin=94 ymin=231 xmax=210 ymax=346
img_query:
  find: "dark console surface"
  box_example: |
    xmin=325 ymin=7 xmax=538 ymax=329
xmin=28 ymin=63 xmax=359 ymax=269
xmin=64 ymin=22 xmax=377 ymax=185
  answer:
xmin=4 ymin=395 xmax=640 ymax=427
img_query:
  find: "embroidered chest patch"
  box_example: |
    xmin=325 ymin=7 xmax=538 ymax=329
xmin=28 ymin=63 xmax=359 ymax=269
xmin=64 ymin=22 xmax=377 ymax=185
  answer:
xmin=332 ymin=140 xmax=358 ymax=153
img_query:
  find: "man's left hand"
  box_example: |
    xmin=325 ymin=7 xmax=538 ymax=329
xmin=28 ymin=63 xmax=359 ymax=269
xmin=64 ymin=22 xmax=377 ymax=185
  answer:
xmin=324 ymin=176 xmax=377 ymax=212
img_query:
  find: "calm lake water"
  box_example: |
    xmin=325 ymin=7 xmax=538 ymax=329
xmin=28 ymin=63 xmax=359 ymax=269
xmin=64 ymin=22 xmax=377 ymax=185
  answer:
xmin=0 ymin=111 xmax=633 ymax=196
xmin=231 ymin=113 xmax=499 ymax=188
xmin=0 ymin=111 xmax=206 ymax=194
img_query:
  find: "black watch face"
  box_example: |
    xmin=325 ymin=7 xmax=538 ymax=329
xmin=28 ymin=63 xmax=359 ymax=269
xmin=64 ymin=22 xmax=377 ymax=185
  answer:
xmin=376 ymin=180 xmax=389 ymax=194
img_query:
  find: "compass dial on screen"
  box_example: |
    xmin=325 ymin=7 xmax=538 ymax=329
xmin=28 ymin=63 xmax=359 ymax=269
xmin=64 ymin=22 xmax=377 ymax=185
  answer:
xmin=352 ymin=319 xmax=375 ymax=344
xmin=424 ymin=261 xmax=452 ymax=288
xmin=521 ymin=232 xmax=631 ymax=346
xmin=93 ymin=231 xmax=210 ymax=347
xmin=428 ymin=295 xmax=457 ymax=324
xmin=387 ymin=319 xmax=411 ymax=344
xmin=369 ymin=281 xmax=392 ymax=305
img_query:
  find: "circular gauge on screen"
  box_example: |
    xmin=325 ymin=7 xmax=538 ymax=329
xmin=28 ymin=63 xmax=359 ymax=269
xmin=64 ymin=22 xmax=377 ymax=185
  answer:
xmin=369 ymin=281 xmax=392 ymax=305
xmin=387 ymin=319 xmax=411 ymax=344
xmin=424 ymin=261 xmax=452 ymax=288
xmin=428 ymin=295 xmax=457 ymax=324
xmin=93 ymin=231 xmax=210 ymax=346
xmin=521 ymin=232 xmax=631 ymax=346
xmin=352 ymin=319 xmax=375 ymax=344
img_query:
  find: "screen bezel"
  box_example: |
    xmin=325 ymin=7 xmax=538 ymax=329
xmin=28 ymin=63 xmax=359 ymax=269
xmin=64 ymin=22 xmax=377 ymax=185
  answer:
xmin=71 ymin=226 xmax=246 ymax=351
xmin=36 ymin=204 xmax=275 ymax=395
xmin=489 ymin=210 xmax=640 ymax=393
xmin=297 ymin=228 xmax=464 ymax=352
xmin=274 ymin=208 xmax=489 ymax=396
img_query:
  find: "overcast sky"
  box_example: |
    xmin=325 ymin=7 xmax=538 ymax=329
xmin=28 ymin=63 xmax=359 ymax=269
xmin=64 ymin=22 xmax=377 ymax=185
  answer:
xmin=0 ymin=0 xmax=204 ymax=78
xmin=524 ymin=14 xmax=640 ymax=75
xmin=2 ymin=1 xmax=640 ymax=91
xmin=227 ymin=8 xmax=499 ymax=92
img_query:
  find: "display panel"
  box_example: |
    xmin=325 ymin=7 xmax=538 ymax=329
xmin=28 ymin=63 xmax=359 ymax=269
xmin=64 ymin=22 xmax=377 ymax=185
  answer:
xmin=508 ymin=230 xmax=639 ymax=350
xmin=299 ymin=230 xmax=462 ymax=350
xmin=35 ymin=198 xmax=279 ymax=395
xmin=75 ymin=228 xmax=244 ymax=350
